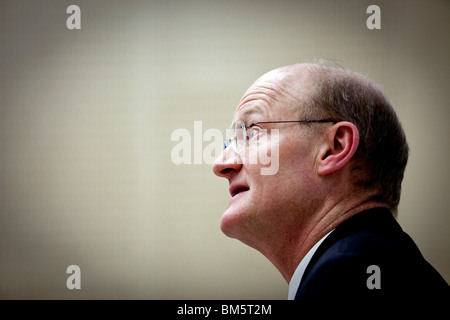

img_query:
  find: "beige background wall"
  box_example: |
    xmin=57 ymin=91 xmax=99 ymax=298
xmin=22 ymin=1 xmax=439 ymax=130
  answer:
xmin=0 ymin=0 xmax=448 ymax=299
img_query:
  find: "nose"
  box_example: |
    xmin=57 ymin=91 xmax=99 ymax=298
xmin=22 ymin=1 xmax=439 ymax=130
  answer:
xmin=212 ymin=147 xmax=243 ymax=178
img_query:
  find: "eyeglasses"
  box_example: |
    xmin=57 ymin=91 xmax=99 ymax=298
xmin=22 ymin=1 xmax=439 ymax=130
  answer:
xmin=223 ymin=119 xmax=337 ymax=154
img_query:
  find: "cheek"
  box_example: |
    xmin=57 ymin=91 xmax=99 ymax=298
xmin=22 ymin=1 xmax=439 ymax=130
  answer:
xmin=248 ymin=166 xmax=295 ymax=210
xmin=265 ymin=138 xmax=315 ymax=198
xmin=279 ymin=131 xmax=317 ymax=172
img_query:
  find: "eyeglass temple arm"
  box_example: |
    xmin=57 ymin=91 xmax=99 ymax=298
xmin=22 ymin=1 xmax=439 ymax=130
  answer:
xmin=247 ymin=119 xmax=337 ymax=128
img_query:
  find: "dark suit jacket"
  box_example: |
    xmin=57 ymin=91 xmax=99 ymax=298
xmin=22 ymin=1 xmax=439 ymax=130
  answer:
xmin=294 ymin=208 xmax=449 ymax=303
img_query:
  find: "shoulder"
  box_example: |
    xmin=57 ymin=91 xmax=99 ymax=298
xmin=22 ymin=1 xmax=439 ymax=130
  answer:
xmin=295 ymin=209 xmax=449 ymax=302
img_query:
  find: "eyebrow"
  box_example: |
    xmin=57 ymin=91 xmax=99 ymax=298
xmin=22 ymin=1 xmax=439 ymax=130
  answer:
xmin=240 ymin=105 xmax=265 ymax=118
xmin=231 ymin=106 xmax=266 ymax=127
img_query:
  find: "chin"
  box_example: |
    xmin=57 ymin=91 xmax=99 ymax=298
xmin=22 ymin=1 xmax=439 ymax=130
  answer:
xmin=219 ymin=204 xmax=251 ymax=240
xmin=219 ymin=209 xmax=240 ymax=239
xmin=220 ymin=205 xmax=270 ymax=257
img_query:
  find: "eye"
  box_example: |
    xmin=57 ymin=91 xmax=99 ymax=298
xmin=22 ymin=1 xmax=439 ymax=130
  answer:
xmin=248 ymin=126 xmax=262 ymax=140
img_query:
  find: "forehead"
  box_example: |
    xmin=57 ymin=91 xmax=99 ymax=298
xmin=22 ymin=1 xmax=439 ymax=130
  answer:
xmin=233 ymin=70 xmax=301 ymax=123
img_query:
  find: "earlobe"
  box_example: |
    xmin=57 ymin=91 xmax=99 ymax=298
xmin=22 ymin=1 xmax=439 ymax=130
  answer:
xmin=317 ymin=122 xmax=359 ymax=176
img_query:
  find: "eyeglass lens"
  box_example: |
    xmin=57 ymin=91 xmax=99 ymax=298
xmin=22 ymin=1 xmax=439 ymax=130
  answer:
xmin=233 ymin=121 xmax=246 ymax=153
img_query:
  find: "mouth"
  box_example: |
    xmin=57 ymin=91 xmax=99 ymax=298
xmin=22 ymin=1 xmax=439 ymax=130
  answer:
xmin=229 ymin=184 xmax=250 ymax=198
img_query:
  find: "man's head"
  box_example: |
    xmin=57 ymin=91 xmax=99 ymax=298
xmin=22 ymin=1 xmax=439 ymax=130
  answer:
xmin=212 ymin=63 xmax=408 ymax=276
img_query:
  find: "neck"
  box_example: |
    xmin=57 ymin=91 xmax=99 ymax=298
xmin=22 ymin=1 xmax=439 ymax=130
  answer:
xmin=263 ymin=195 xmax=389 ymax=283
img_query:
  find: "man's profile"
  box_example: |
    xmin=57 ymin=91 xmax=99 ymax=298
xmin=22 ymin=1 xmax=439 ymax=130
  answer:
xmin=212 ymin=62 xmax=448 ymax=301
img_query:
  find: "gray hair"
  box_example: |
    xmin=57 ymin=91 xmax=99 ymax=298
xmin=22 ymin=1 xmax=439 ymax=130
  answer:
xmin=304 ymin=64 xmax=409 ymax=216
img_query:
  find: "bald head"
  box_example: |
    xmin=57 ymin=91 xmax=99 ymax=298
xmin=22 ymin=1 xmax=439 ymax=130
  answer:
xmin=236 ymin=64 xmax=318 ymax=121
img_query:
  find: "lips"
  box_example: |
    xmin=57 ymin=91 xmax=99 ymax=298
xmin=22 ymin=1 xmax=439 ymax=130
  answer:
xmin=229 ymin=184 xmax=250 ymax=197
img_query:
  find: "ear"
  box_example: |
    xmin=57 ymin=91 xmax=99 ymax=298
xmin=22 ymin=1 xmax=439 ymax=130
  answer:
xmin=317 ymin=121 xmax=359 ymax=176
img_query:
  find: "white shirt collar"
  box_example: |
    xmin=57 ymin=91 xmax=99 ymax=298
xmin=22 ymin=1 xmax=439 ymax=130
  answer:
xmin=288 ymin=230 xmax=334 ymax=300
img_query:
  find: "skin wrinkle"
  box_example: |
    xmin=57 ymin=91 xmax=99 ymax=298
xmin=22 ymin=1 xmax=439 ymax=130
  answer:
xmin=237 ymin=105 xmax=267 ymax=127
xmin=237 ymin=69 xmax=303 ymax=118
xmin=238 ymin=87 xmax=278 ymax=109
xmin=237 ymin=90 xmax=282 ymax=121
